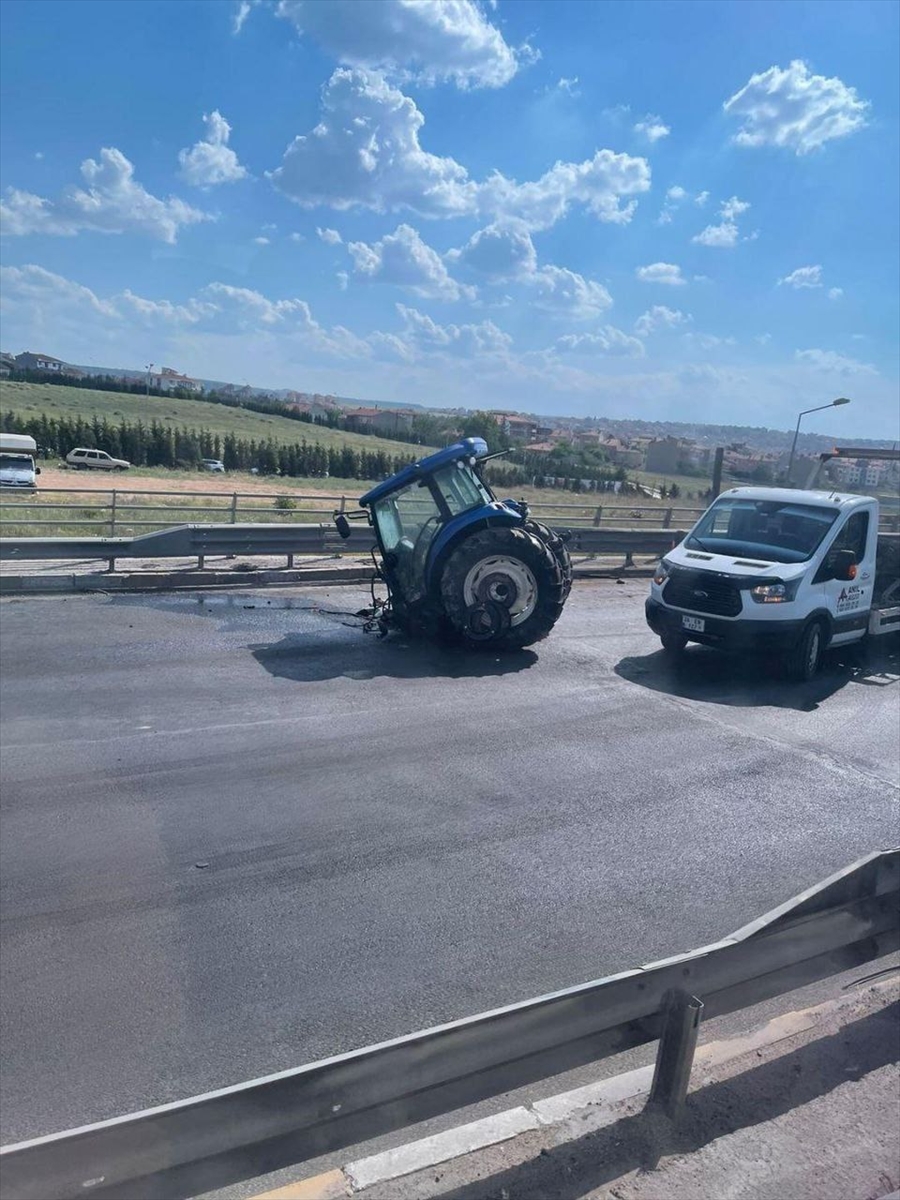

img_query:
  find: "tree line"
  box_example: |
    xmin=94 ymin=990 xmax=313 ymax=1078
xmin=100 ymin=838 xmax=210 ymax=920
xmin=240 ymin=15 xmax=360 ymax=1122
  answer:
xmin=0 ymin=410 xmax=419 ymax=481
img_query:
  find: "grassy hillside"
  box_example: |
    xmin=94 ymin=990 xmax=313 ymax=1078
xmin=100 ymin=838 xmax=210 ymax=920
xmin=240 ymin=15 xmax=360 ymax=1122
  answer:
xmin=0 ymin=380 xmax=427 ymax=457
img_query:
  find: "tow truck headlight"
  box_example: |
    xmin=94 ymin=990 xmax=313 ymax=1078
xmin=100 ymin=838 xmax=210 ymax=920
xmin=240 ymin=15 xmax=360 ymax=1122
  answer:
xmin=653 ymin=558 xmax=673 ymax=586
xmin=750 ymin=579 xmax=800 ymax=604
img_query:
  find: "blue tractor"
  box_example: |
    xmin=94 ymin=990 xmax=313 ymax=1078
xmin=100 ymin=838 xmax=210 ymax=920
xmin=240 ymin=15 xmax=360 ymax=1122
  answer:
xmin=334 ymin=438 xmax=572 ymax=649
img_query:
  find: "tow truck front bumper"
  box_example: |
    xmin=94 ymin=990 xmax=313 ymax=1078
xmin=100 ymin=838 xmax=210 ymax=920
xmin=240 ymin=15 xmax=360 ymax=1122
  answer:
xmin=645 ymin=597 xmax=806 ymax=653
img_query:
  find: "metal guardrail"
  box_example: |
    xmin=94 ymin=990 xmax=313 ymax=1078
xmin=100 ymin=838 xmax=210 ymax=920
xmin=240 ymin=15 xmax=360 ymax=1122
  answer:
xmin=0 ymin=485 xmax=707 ymax=537
xmin=2 ymin=848 xmax=896 ymax=1200
xmin=0 ymin=523 xmax=686 ymax=569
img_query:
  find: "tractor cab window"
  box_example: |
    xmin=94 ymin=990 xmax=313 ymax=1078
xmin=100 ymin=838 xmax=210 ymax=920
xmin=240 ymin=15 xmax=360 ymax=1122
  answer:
xmin=372 ymin=481 xmax=442 ymax=553
xmin=432 ymin=462 xmax=491 ymax=517
xmin=372 ymin=481 xmax=443 ymax=602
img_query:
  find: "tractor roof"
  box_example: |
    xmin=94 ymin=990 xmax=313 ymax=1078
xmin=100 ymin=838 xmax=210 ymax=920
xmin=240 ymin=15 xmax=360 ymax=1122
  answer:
xmin=359 ymin=438 xmax=489 ymax=506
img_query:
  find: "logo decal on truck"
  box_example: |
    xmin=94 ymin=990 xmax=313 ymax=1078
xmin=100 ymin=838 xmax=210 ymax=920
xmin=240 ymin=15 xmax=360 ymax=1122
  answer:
xmin=837 ymin=584 xmax=863 ymax=612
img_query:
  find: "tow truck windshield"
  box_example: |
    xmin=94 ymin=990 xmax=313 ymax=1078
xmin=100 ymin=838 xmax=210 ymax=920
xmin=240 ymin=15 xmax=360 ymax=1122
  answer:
xmin=686 ymin=497 xmax=839 ymax=564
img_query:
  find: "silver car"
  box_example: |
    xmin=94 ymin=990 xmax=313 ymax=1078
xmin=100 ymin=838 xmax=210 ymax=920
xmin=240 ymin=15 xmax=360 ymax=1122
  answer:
xmin=66 ymin=447 xmax=130 ymax=471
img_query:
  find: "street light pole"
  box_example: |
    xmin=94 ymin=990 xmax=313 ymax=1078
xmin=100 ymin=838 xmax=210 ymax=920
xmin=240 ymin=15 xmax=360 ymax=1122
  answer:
xmin=785 ymin=397 xmax=851 ymax=485
xmin=145 ymin=363 xmax=153 ymax=399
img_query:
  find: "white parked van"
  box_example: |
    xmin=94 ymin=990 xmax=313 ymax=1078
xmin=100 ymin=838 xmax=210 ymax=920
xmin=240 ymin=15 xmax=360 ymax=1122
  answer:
xmin=646 ymin=486 xmax=900 ymax=680
xmin=66 ymin=447 xmax=130 ymax=471
xmin=0 ymin=433 xmax=41 ymax=489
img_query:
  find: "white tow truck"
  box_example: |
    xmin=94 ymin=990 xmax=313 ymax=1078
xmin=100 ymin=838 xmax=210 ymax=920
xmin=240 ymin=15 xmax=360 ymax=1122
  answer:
xmin=646 ymin=456 xmax=900 ymax=681
xmin=0 ymin=433 xmax=41 ymax=490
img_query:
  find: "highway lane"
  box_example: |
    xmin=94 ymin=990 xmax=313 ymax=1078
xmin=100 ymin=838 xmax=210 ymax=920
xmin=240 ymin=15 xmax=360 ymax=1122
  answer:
xmin=1 ymin=582 xmax=897 ymax=1142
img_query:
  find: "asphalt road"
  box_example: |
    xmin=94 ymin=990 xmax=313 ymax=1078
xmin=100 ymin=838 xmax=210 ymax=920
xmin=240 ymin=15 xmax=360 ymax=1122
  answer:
xmin=1 ymin=582 xmax=898 ymax=1143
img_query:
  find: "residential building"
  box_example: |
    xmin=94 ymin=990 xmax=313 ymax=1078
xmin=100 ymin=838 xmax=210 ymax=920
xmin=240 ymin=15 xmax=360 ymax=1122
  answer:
xmin=14 ymin=351 xmax=71 ymax=373
xmin=149 ymin=367 xmax=202 ymax=393
xmin=286 ymin=400 xmax=336 ymax=422
xmin=644 ymin=436 xmax=684 ymax=474
xmin=834 ymin=459 xmax=890 ymax=488
xmin=0 ymin=351 xmax=17 ymax=376
xmin=523 ymin=441 xmax=556 ymax=456
xmin=344 ymin=407 xmax=414 ymax=437
xmin=490 ymin=411 xmax=539 ymax=442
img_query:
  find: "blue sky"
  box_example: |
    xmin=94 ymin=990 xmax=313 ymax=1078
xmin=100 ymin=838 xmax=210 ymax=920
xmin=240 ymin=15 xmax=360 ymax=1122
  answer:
xmin=1 ymin=0 xmax=898 ymax=437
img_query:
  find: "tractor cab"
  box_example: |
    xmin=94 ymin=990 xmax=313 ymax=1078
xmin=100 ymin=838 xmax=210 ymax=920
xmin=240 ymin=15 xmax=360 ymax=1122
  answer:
xmin=362 ymin=439 xmax=502 ymax=605
xmin=335 ymin=438 xmax=572 ymax=649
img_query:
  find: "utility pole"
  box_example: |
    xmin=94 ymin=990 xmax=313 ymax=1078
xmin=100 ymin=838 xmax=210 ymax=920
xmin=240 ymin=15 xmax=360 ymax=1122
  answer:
xmin=145 ymin=363 xmax=153 ymax=398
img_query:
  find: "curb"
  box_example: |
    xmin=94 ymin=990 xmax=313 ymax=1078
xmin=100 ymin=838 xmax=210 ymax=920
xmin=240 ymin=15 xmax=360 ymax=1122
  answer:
xmin=245 ymin=982 xmax=895 ymax=1200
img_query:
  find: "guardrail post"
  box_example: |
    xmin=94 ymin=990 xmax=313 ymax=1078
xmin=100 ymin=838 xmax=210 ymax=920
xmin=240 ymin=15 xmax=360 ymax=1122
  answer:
xmin=198 ymin=554 xmax=205 ymax=570
xmin=648 ymin=991 xmax=703 ymax=1118
xmin=287 ymin=554 xmax=294 ymax=568
xmin=110 ymin=490 xmax=117 ymax=536
xmin=592 ymin=505 xmax=603 ymax=526
xmin=623 ymin=550 xmax=635 ymax=568
xmin=230 ymin=493 xmax=238 ymax=524
xmin=340 ymin=495 xmax=347 ymax=513
xmin=663 ymin=507 xmax=673 ymax=529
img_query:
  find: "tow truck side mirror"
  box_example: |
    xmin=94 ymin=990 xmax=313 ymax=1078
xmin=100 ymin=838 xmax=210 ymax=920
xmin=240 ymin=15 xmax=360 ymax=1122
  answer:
xmin=833 ymin=549 xmax=857 ymax=581
xmin=334 ymin=513 xmax=352 ymax=539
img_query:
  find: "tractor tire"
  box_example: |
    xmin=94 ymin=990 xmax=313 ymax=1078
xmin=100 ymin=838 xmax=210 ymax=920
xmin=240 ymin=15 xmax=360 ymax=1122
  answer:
xmin=524 ymin=520 xmax=573 ymax=602
xmin=440 ymin=526 xmax=567 ymax=650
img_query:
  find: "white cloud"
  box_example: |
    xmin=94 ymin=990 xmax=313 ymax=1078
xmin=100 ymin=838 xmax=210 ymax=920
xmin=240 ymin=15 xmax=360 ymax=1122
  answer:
xmin=756 ymin=332 xmax=773 ymax=345
xmin=447 ymin=221 xmax=537 ymax=280
xmin=0 ymin=148 xmax=210 ymax=243
xmin=694 ymin=190 xmax=709 ymax=206
xmin=636 ymin=262 xmax=686 ymax=286
xmin=476 ymin=149 xmax=650 ymax=230
xmin=253 ymin=236 xmax=270 ymax=245
xmin=388 ymin=303 xmax=513 ymax=359
xmin=692 ymin=221 xmax=739 ymax=248
xmin=724 ymin=60 xmax=869 ymax=155
xmin=634 ymin=114 xmax=670 ymax=142
xmin=795 ymin=348 xmax=876 ymax=375
xmin=274 ymin=0 xmax=531 ymax=90
xmin=177 ymin=111 xmax=247 ymax=186
xmin=531 ymin=265 xmax=612 ymax=319
xmin=828 ymin=287 xmax=844 ymax=301
xmin=289 ymin=231 xmax=305 ymax=242
xmin=34 ymin=152 xmax=44 ymax=161
xmin=692 ymin=195 xmax=752 ymax=248
xmin=556 ymin=76 xmax=580 ymax=96
xmin=317 ymin=226 xmax=343 ymax=245
xmin=268 ymin=68 xmax=650 ymax=230
xmin=232 ymin=0 xmax=256 ymax=34
xmin=683 ymin=331 xmax=737 ymax=350
xmin=447 ymin=221 xmax=611 ymax=317
xmin=554 ymin=328 xmax=645 ymax=357
xmin=719 ymin=196 xmax=750 ymax=221
xmin=666 ymin=185 xmax=687 ymax=202
xmin=634 ymin=305 xmax=690 ymax=337
xmin=779 ymin=264 xmax=823 ymax=288
xmin=347 ymin=223 xmax=474 ymax=300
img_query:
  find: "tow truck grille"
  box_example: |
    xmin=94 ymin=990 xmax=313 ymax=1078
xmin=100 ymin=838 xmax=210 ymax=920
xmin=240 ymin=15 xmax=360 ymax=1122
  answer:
xmin=663 ymin=568 xmax=742 ymax=617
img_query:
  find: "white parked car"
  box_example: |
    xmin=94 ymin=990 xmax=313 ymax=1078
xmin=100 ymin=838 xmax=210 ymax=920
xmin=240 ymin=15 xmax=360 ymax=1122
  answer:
xmin=200 ymin=458 xmax=225 ymax=473
xmin=66 ymin=447 xmax=130 ymax=471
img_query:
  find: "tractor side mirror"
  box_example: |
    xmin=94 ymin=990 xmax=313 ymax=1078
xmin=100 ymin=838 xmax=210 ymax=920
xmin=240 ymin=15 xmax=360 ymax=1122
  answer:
xmin=334 ymin=513 xmax=352 ymax=539
xmin=833 ymin=549 xmax=857 ymax=581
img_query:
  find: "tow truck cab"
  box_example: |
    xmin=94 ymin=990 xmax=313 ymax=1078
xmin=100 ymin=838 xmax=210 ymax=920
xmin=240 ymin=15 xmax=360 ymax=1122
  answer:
xmin=646 ymin=486 xmax=899 ymax=680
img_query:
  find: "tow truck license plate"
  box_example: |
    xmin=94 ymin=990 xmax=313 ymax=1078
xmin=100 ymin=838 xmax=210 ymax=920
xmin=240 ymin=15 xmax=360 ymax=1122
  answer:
xmin=682 ymin=615 xmax=705 ymax=632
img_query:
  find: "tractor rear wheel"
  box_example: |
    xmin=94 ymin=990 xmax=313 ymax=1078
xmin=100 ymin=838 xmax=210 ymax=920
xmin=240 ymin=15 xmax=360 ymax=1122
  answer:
xmin=524 ymin=520 xmax=573 ymax=602
xmin=440 ymin=526 xmax=567 ymax=649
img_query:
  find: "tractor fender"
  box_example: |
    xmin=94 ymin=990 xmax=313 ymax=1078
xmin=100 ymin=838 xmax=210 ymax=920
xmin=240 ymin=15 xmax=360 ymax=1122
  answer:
xmin=425 ymin=506 xmax=523 ymax=594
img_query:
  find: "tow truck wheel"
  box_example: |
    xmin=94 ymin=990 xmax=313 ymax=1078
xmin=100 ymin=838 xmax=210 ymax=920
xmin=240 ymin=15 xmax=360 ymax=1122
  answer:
xmin=660 ymin=630 xmax=688 ymax=657
xmin=787 ymin=620 xmax=824 ymax=682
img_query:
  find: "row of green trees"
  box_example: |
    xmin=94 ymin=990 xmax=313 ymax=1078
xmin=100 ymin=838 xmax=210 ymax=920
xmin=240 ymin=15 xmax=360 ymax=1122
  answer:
xmin=0 ymin=410 xmax=417 ymax=480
